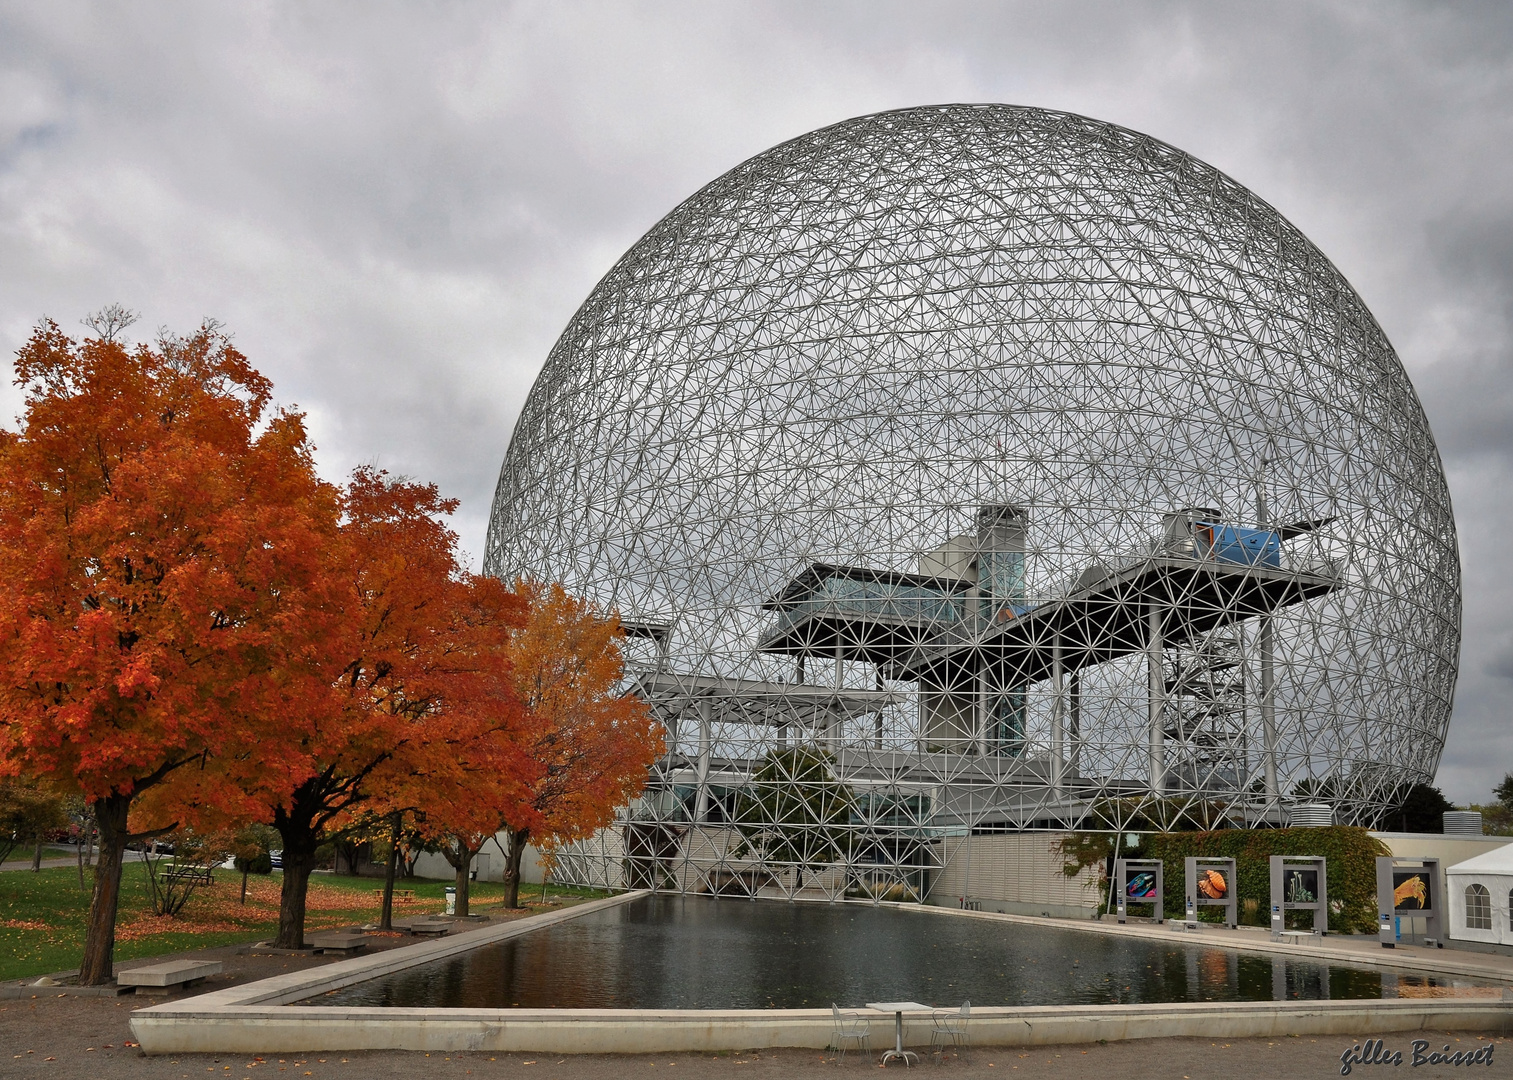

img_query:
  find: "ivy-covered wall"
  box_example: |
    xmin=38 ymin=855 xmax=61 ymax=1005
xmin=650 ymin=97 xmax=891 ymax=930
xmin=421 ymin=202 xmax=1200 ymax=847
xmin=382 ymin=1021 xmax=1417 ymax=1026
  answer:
xmin=1061 ymin=827 xmax=1389 ymax=934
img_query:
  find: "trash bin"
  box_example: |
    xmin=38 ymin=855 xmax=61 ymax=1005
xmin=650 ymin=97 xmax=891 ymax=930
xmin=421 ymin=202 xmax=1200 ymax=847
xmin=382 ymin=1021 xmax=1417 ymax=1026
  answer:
xmin=444 ymin=886 xmax=456 ymax=915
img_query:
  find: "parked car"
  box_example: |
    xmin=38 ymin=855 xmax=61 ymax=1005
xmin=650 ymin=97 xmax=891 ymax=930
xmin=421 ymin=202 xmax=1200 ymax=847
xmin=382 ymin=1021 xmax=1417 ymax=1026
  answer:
xmin=269 ymin=849 xmax=283 ymax=869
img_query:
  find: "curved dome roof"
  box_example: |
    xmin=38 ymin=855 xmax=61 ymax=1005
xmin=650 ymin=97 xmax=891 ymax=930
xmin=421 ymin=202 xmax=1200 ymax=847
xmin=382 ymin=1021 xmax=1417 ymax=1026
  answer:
xmin=486 ymin=104 xmax=1458 ymax=825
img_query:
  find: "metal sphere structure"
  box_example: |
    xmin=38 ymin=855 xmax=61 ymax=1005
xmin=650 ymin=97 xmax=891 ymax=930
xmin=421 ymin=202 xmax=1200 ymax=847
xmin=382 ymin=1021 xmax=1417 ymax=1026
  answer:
xmin=485 ymin=104 xmax=1459 ymax=901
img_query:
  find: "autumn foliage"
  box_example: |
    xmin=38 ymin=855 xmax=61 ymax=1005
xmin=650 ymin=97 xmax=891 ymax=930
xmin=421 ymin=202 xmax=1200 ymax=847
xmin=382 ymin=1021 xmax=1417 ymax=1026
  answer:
xmin=0 ymin=320 xmax=339 ymax=982
xmin=253 ymin=469 xmax=530 ymax=947
xmin=496 ymin=580 xmax=663 ymax=907
xmin=0 ymin=315 xmax=663 ymax=978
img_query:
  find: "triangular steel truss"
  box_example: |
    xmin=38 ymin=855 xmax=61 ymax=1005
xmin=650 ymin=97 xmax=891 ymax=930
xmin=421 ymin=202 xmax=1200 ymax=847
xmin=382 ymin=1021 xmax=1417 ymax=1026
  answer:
xmin=483 ymin=104 xmax=1460 ymax=902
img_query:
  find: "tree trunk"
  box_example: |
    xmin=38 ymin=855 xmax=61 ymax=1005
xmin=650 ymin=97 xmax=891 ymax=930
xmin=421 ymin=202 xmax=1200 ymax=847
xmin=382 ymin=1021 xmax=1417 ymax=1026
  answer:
xmin=241 ymin=868 xmax=249 ymax=904
xmin=272 ymin=806 xmax=320 ymax=950
xmin=31 ymin=832 xmax=43 ymax=870
xmin=454 ymin=843 xmax=473 ymax=918
xmin=380 ymin=821 xmax=400 ymax=932
xmin=276 ymin=844 xmax=317 ymax=949
xmin=503 ymin=828 xmax=529 ymax=909
xmin=79 ymin=793 xmax=131 ymax=985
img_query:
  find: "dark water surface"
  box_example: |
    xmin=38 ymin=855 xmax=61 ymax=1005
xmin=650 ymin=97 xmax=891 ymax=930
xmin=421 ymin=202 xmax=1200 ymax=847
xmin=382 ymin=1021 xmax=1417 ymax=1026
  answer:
xmin=310 ymin=895 xmax=1453 ymax=1009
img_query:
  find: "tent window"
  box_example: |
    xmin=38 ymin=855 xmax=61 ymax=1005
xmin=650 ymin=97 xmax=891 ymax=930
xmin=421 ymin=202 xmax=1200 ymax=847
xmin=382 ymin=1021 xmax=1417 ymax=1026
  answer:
xmin=1467 ymin=883 xmax=1492 ymax=930
xmin=1507 ymin=887 xmax=1513 ymax=932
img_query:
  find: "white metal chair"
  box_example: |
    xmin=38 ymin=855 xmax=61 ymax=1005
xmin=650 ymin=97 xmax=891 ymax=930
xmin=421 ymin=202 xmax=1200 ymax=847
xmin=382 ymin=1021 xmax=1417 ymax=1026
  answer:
xmin=830 ymin=1003 xmax=872 ymax=1062
xmin=930 ymin=1000 xmax=970 ymax=1062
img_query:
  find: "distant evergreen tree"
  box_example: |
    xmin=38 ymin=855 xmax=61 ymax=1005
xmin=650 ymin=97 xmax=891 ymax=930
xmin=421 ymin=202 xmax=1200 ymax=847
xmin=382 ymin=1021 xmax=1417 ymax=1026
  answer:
xmin=734 ymin=746 xmax=856 ymax=886
xmin=1386 ymin=783 xmax=1456 ymax=833
xmin=1494 ymin=773 xmax=1513 ymax=808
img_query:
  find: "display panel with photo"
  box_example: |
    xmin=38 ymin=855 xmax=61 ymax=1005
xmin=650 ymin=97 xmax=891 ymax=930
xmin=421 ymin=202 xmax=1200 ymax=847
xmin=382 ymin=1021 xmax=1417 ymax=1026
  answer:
xmin=1196 ymin=867 xmax=1229 ymax=900
xmin=1285 ymin=869 xmax=1319 ymax=905
xmin=1126 ymin=871 xmax=1158 ymax=900
xmin=1392 ymin=870 xmax=1432 ymax=912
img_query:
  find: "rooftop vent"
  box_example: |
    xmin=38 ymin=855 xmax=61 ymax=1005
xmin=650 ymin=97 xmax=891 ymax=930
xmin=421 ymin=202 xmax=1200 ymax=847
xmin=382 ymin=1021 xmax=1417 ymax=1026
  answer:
xmin=1443 ymin=811 xmax=1483 ymax=836
xmin=1290 ymin=803 xmax=1334 ymax=828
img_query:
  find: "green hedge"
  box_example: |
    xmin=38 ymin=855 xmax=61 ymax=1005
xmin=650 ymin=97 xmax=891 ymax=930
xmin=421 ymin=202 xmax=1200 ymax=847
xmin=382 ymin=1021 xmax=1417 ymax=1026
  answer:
xmin=1134 ymin=827 xmax=1388 ymax=934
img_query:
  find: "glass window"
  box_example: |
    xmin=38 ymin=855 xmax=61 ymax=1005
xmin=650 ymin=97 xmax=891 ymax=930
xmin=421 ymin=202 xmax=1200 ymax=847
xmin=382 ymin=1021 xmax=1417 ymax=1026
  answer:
xmin=1466 ymin=883 xmax=1492 ymax=930
xmin=990 ymin=690 xmax=1026 ymax=757
xmin=793 ymin=573 xmax=965 ymax=625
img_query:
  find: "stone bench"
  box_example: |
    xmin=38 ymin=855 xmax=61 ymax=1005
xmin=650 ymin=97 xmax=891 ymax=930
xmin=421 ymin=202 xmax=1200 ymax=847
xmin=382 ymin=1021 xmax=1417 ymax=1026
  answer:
xmin=309 ymin=931 xmax=369 ymax=955
xmin=394 ymin=917 xmax=450 ymax=938
xmin=117 ymin=959 xmax=223 ymax=995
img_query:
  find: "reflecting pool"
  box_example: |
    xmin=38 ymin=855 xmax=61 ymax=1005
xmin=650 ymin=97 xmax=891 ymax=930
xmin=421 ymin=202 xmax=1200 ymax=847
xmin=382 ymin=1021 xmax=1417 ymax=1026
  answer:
xmin=310 ymin=895 xmax=1475 ymax=1009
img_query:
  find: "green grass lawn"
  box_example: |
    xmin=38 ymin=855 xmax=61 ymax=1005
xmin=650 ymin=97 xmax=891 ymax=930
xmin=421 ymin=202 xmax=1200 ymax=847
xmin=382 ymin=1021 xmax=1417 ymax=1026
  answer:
xmin=0 ymin=863 xmax=609 ymax=982
xmin=1 ymin=845 xmax=78 ymax=865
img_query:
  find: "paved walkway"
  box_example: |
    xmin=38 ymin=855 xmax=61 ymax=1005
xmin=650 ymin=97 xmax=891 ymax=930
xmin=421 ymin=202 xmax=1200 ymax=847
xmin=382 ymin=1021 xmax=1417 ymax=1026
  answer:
xmin=1 ymin=850 xmax=147 ymax=873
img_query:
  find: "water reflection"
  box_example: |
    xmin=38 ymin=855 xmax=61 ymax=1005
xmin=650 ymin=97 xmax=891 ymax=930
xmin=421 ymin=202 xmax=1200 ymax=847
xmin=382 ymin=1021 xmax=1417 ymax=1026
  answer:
xmin=311 ymin=895 xmax=1447 ymax=1010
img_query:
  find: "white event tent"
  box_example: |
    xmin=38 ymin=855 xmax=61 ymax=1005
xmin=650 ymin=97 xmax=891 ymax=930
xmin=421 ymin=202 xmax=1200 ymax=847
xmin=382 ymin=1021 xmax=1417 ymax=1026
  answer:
xmin=1446 ymin=844 xmax=1513 ymax=945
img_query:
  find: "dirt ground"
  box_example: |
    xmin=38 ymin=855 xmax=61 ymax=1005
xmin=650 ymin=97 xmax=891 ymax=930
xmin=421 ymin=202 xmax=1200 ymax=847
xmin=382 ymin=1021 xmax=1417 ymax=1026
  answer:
xmin=2 ymin=945 xmax=1507 ymax=1079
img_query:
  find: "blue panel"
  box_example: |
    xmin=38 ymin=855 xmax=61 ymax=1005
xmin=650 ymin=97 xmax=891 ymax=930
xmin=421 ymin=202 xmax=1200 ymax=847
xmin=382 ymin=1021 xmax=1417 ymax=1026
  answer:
xmin=1198 ymin=522 xmax=1282 ymax=568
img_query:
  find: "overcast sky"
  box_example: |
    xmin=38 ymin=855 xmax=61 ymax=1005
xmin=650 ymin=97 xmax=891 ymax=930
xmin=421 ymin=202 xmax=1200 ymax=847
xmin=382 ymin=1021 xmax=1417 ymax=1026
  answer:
xmin=0 ymin=2 xmax=1508 ymax=804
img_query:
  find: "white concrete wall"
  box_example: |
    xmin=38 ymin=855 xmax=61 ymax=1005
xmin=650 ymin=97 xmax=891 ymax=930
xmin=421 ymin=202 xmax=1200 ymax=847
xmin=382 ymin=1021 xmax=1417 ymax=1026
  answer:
xmin=1370 ymin=832 xmax=1513 ymax=867
xmin=408 ymin=838 xmax=550 ymax=885
xmin=552 ymin=824 xmax=627 ymax=890
xmin=929 ymin=833 xmax=1103 ymax=918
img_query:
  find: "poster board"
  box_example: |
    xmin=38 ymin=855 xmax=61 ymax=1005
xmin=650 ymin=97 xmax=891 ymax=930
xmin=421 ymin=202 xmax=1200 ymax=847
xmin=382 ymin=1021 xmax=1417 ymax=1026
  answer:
xmin=1269 ymin=855 xmax=1327 ymax=935
xmin=1114 ymin=858 xmax=1163 ymax=924
xmin=1184 ymin=856 xmax=1238 ymax=928
xmin=1375 ymin=856 xmax=1443 ymax=948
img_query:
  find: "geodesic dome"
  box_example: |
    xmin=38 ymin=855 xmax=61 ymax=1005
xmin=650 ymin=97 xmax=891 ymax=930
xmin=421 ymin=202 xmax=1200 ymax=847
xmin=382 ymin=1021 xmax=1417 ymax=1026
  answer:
xmin=485 ymin=104 xmax=1459 ymax=897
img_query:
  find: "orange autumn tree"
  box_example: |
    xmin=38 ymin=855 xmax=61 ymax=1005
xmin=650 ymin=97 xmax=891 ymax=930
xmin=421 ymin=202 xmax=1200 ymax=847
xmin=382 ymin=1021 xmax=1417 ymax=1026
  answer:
xmin=498 ymin=580 xmax=663 ymax=908
xmin=418 ymin=669 xmax=538 ymax=919
xmin=0 ymin=318 xmax=340 ymax=984
xmin=250 ymin=468 xmax=528 ymax=948
xmin=372 ymin=576 xmax=535 ymax=924
xmin=423 ymin=759 xmax=520 ymax=918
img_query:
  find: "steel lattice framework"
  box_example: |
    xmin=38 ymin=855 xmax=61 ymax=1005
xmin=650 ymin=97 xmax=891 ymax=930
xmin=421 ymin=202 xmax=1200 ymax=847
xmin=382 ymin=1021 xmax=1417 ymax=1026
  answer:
xmin=484 ymin=104 xmax=1460 ymax=902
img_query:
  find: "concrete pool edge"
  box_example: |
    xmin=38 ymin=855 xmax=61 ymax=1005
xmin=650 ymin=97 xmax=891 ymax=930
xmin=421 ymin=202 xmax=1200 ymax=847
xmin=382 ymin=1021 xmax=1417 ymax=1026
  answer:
xmin=131 ymin=998 xmax=1513 ymax=1054
xmin=129 ymin=893 xmax=1513 ymax=1054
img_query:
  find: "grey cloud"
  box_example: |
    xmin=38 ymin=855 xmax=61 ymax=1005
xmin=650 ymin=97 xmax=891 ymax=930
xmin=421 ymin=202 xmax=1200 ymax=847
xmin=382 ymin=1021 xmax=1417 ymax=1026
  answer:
xmin=1487 ymin=637 xmax=1513 ymax=683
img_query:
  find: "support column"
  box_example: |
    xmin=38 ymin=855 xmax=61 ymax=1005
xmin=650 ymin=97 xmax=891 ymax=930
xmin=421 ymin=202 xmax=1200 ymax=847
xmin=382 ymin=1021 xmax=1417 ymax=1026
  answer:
xmin=1255 ymin=482 xmax=1280 ymax=818
xmin=694 ymin=698 xmax=712 ymax=824
xmin=1050 ymin=638 xmax=1065 ymax=797
xmin=1148 ymin=603 xmax=1165 ymax=796
xmin=1260 ymin=615 xmax=1279 ymax=812
xmin=1068 ymin=671 xmax=1082 ymax=778
xmin=975 ymin=666 xmax=989 ymax=757
xmin=831 ymin=642 xmax=843 ymax=755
